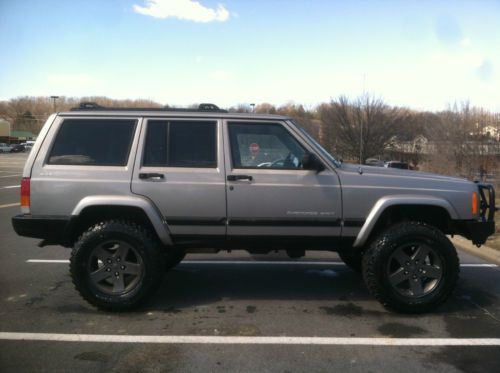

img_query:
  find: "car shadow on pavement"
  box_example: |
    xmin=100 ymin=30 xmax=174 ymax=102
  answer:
xmin=146 ymin=264 xmax=368 ymax=310
xmin=138 ymin=264 xmax=499 ymax=317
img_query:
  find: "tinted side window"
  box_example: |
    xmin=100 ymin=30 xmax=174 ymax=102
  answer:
xmin=228 ymin=122 xmax=306 ymax=169
xmin=143 ymin=120 xmax=217 ymax=168
xmin=143 ymin=121 xmax=168 ymax=166
xmin=48 ymin=119 xmax=136 ymax=166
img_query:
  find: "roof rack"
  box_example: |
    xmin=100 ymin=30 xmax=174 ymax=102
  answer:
xmin=70 ymin=102 xmax=228 ymax=113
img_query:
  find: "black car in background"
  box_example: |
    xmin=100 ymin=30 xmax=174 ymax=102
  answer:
xmin=10 ymin=144 xmax=26 ymax=153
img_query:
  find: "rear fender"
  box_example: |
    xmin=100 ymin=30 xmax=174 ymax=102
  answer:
xmin=72 ymin=195 xmax=172 ymax=246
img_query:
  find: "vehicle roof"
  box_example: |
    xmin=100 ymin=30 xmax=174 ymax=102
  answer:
xmin=57 ymin=110 xmax=290 ymax=121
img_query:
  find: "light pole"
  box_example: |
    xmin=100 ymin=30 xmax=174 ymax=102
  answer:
xmin=50 ymin=96 xmax=60 ymax=113
xmin=250 ymin=103 xmax=255 ymax=112
xmin=360 ymin=121 xmax=363 ymax=165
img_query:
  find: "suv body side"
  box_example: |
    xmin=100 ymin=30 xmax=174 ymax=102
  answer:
xmin=15 ymin=111 xmax=494 ymax=249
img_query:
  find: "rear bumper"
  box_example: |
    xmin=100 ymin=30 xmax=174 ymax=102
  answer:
xmin=12 ymin=215 xmax=72 ymax=245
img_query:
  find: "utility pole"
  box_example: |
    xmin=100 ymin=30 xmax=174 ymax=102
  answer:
xmin=250 ymin=103 xmax=255 ymax=112
xmin=50 ymin=96 xmax=60 ymax=113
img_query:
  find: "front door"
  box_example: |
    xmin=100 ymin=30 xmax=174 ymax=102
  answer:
xmin=224 ymin=120 xmax=342 ymax=240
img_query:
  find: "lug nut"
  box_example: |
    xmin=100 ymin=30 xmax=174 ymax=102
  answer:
xmin=404 ymin=271 xmax=409 ymax=275
xmin=114 ymin=272 xmax=119 ymax=276
xmin=116 ymin=257 xmax=121 ymax=262
xmin=106 ymin=259 xmax=112 ymax=264
xmin=121 ymin=265 xmax=125 ymax=270
xmin=106 ymin=268 xmax=111 ymax=272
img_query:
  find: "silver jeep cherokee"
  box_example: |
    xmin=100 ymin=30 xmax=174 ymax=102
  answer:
xmin=12 ymin=103 xmax=496 ymax=313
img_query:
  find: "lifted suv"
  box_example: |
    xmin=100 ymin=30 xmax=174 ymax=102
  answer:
xmin=12 ymin=103 xmax=496 ymax=312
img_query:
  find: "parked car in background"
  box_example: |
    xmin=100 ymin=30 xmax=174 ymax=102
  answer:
xmin=0 ymin=143 xmax=13 ymax=153
xmin=365 ymin=158 xmax=385 ymax=167
xmin=10 ymin=144 xmax=26 ymax=153
xmin=20 ymin=142 xmax=33 ymax=151
xmin=385 ymin=161 xmax=410 ymax=169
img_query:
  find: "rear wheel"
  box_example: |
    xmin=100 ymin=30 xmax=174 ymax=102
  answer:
xmin=362 ymin=221 xmax=459 ymax=313
xmin=70 ymin=220 xmax=165 ymax=311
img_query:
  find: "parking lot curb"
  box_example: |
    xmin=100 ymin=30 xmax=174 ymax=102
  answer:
xmin=451 ymin=236 xmax=500 ymax=266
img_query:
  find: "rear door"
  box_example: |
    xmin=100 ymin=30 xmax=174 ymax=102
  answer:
xmin=224 ymin=120 xmax=342 ymax=240
xmin=131 ymin=117 xmax=227 ymax=239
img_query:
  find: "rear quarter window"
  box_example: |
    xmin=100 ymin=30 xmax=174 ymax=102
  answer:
xmin=48 ymin=119 xmax=137 ymax=166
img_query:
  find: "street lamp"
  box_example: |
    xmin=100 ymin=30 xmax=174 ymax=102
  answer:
xmin=250 ymin=103 xmax=255 ymax=112
xmin=50 ymin=96 xmax=60 ymax=112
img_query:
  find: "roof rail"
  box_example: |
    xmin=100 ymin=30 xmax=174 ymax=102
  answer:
xmin=70 ymin=102 xmax=228 ymax=113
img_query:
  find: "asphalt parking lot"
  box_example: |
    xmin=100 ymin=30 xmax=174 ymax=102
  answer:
xmin=0 ymin=152 xmax=499 ymax=372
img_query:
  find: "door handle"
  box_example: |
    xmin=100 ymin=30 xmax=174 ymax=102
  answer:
xmin=139 ymin=173 xmax=165 ymax=180
xmin=227 ymin=175 xmax=253 ymax=181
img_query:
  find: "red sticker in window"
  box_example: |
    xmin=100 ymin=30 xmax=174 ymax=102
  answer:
xmin=249 ymin=143 xmax=260 ymax=156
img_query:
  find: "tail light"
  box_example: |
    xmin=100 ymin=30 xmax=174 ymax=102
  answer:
xmin=20 ymin=177 xmax=30 ymax=213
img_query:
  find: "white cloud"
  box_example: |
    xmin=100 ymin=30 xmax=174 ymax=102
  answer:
xmin=133 ymin=0 xmax=230 ymax=23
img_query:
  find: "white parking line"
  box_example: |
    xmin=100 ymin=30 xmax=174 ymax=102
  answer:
xmin=0 ymin=174 xmax=22 ymax=178
xmin=0 ymin=332 xmax=499 ymax=346
xmin=25 ymin=259 xmax=498 ymax=268
xmin=0 ymin=202 xmax=20 ymax=209
xmin=27 ymin=259 xmax=69 ymax=263
xmin=1 ymin=185 xmax=20 ymax=189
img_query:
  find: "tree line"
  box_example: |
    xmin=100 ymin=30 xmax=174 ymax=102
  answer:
xmin=1 ymin=95 xmax=499 ymax=181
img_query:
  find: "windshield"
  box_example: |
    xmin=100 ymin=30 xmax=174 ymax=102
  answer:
xmin=290 ymin=120 xmax=341 ymax=168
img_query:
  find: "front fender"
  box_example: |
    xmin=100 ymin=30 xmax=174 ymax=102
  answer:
xmin=72 ymin=195 xmax=173 ymax=246
xmin=353 ymin=195 xmax=458 ymax=248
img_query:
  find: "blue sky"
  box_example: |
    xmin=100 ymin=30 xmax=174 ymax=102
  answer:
xmin=0 ymin=0 xmax=499 ymax=111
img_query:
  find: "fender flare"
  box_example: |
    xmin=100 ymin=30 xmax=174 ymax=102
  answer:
xmin=353 ymin=195 xmax=458 ymax=248
xmin=71 ymin=195 xmax=173 ymax=246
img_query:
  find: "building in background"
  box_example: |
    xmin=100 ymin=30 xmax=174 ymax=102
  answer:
xmin=0 ymin=119 xmax=11 ymax=143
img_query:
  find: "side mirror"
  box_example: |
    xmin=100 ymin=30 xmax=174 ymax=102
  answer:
xmin=302 ymin=152 xmax=325 ymax=172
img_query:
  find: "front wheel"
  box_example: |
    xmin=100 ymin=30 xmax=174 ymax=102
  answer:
xmin=362 ymin=221 xmax=459 ymax=313
xmin=70 ymin=220 xmax=165 ymax=311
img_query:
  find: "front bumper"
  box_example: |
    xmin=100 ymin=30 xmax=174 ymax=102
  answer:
xmin=456 ymin=220 xmax=495 ymax=246
xmin=457 ymin=183 xmax=497 ymax=246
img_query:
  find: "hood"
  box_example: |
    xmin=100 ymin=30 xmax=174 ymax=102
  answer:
xmin=339 ymin=163 xmax=469 ymax=184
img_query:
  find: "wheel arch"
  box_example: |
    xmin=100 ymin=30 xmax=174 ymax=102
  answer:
xmin=69 ymin=195 xmax=172 ymax=246
xmin=353 ymin=195 xmax=458 ymax=248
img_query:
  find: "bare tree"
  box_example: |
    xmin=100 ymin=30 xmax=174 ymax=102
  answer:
xmin=320 ymin=95 xmax=409 ymax=163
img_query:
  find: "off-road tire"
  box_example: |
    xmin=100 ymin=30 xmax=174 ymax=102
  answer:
xmin=70 ymin=220 xmax=165 ymax=311
xmin=338 ymin=248 xmax=363 ymax=272
xmin=362 ymin=221 xmax=459 ymax=313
